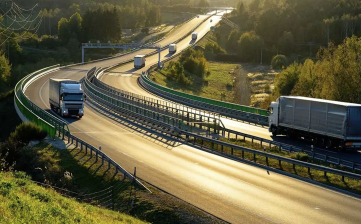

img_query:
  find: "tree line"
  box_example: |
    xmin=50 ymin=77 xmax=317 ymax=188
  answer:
xmin=222 ymin=0 xmax=361 ymax=62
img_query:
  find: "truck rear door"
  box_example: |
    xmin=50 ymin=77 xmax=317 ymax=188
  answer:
xmin=347 ymin=107 xmax=361 ymax=138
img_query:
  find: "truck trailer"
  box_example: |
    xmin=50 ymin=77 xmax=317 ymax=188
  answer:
xmin=269 ymin=96 xmax=361 ymax=150
xmin=49 ymin=78 xmax=85 ymax=118
xmin=192 ymin=32 xmax=198 ymax=40
xmin=169 ymin=44 xmax=177 ymax=54
xmin=134 ymin=55 xmax=146 ymax=68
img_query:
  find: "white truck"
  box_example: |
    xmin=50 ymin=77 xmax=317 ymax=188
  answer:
xmin=169 ymin=44 xmax=177 ymax=54
xmin=192 ymin=32 xmax=198 ymax=40
xmin=49 ymin=78 xmax=85 ymax=118
xmin=134 ymin=55 xmax=146 ymax=68
xmin=268 ymin=96 xmax=361 ymax=150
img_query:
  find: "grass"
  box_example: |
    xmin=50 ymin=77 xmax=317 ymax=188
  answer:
xmin=8 ymin=141 xmax=223 ymax=224
xmin=0 ymin=171 xmax=147 ymax=224
xmin=191 ymin=137 xmax=361 ymax=195
xmin=151 ymin=62 xmax=238 ymax=103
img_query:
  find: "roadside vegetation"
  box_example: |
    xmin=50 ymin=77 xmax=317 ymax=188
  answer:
xmin=0 ymin=122 xmax=225 ymax=224
xmin=0 ymin=172 xmax=146 ymax=224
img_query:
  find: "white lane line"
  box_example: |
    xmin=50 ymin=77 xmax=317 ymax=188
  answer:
xmin=39 ymin=80 xmax=50 ymax=109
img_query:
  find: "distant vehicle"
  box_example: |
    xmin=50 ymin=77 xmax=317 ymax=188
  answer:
xmin=197 ymin=15 xmax=199 ymax=18
xmin=134 ymin=55 xmax=146 ymax=68
xmin=169 ymin=44 xmax=177 ymax=54
xmin=269 ymin=96 xmax=361 ymax=150
xmin=49 ymin=78 xmax=85 ymax=118
xmin=192 ymin=32 xmax=198 ymax=40
xmin=210 ymin=19 xmax=213 ymax=22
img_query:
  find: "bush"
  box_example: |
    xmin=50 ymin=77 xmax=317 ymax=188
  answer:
xmin=271 ymin=55 xmax=288 ymax=69
xmin=9 ymin=122 xmax=47 ymax=144
xmin=205 ymin=42 xmax=226 ymax=54
xmin=291 ymin=152 xmax=309 ymax=162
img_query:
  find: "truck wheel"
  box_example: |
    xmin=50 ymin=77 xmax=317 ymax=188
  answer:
xmin=271 ymin=127 xmax=278 ymax=136
xmin=79 ymin=115 xmax=83 ymax=119
xmin=319 ymin=138 xmax=326 ymax=148
xmin=326 ymin=139 xmax=334 ymax=149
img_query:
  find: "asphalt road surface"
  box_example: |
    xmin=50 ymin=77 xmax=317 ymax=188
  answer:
xmin=24 ymin=12 xmax=361 ymax=224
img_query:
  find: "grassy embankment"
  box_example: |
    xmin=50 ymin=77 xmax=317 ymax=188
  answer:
xmin=149 ymin=25 xmax=277 ymax=108
xmin=1 ymin=138 xmax=224 ymax=224
xmin=0 ymin=171 xmax=146 ymax=224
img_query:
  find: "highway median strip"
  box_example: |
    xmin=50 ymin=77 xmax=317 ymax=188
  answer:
xmin=185 ymin=135 xmax=361 ymax=196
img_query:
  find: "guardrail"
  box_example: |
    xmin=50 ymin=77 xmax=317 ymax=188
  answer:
xmin=84 ymin=67 xmax=221 ymax=135
xmin=14 ymin=65 xmax=70 ymax=139
xmin=222 ymin=128 xmax=361 ymax=172
xmin=14 ymin=66 xmax=150 ymax=191
xmin=179 ymin=130 xmax=361 ymax=182
xmin=86 ymin=66 xmax=361 ymax=185
xmin=133 ymin=16 xmax=269 ymax=126
xmin=93 ymin=69 xmax=221 ymax=128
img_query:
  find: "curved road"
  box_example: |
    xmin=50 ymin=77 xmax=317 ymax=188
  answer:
xmin=100 ymin=17 xmax=361 ymax=162
xmin=25 ymin=12 xmax=361 ymax=224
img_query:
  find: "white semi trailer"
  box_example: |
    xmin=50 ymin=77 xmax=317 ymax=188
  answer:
xmin=192 ymin=32 xmax=198 ymax=40
xmin=134 ymin=55 xmax=146 ymax=68
xmin=269 ymin=96 xmax=361 ymax=150
xmin=49 ymin=78 xmax=85 ymax=118
xmin=169 ymin=44 xmax=177 ymax=54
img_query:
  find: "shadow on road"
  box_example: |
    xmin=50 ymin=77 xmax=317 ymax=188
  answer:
xmin=45 ymin=109 xmax=80 ymax=125
xmin=189 ymin=40 xmax=196 ymax=45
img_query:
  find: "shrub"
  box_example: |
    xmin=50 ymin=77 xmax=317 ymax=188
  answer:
xmin=9 ymin=122 xmax=47 ymax=144
xmin=291 ymin=152 xmax=309 ymax=162
xmin=271 ymin=55 xmax=288 ymax=69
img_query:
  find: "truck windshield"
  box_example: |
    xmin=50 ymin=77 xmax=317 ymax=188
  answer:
xmin=63 ymin=94 xmax=83 ymax=101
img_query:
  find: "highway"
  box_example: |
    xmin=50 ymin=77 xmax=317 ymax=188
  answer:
xmin=24 ymin=11 xmax=361 ymax=224
xmin=99 ymin=18 xmax=361 ymax=163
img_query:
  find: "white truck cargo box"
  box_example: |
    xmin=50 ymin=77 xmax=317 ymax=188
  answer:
xmin=134 ymin=55 xmax=146 ymax=68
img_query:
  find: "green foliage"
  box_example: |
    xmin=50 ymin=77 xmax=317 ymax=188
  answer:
xmin=277 ymin=31 xmax=294 ymax=56
xmin=273 ymin=62 xmax=301 ymax=97
xmin=166 ymin=61 xmax=192 ymax=85
xmin=291 ymin=153 xmax=309 ymax=162
xmin=271 ymin=55 xmax=288 ymax=70
xmin=82 ymin=8 xmax=122 ymax=42
xmin=0 ymin=52 xmax=11 ymax=86
xmin=9 ymin=122 xmax=47 ymax=144
xmin=180 ymin=48 xmax=208 ymax=78
xmin=237 ymin=31 xmax=264 ymax=62
xmin=0 ymin=172 xmax=146 ymax=224
xmin=272 ymin=36 xmax=361 ymax=104
xmin=205 ymin=42 xmax=226 ymax=54
xmin=58 ymin=17 xmax=71 ymax=43
xmin=226 ymin=29 xmax=241 ymax=52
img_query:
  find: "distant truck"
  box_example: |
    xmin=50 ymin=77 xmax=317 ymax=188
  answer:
xmin=49 ymin=78 xmax=85 ymax=118
xmin=268 ymin=96 xmax=361 ymax=150
xmin=134 ymin=55 xmax=146 ymax=68
xmin=192 ymin=32 xmax=198 ymax=40
xmin=169 ymin=44 xmax=177 ymax=54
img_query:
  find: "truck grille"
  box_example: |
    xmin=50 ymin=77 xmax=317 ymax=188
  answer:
xmin=69 ymin=110 xmax=79 ymax=115
xmin=65 ymin=104 xmax=82 ymax=109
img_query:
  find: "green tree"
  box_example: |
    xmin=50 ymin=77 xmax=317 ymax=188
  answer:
xmin=277 ymin=31 xmax=294 ymax=56
xmin=58 ymin=17 xmax=71 ymax=42
xmin=69 ymin=12 xmax=82 ymax=40
xmin=226 ymin=29 xmax=241 ymax=52
xmin=271 ymin=55 xmax=288 ymax=69
xmin=273 ymin=62 xmax=301 ymax=97
xmin=0 ymin=52 xmax=11 ymax=86
xmin=237 ymin=31 xmax=264 ymax=62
